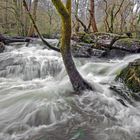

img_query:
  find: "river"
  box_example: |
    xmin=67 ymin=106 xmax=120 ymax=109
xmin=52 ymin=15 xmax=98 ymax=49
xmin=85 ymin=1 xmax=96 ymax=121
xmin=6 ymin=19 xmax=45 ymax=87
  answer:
xmin=0 ymin=40 xmax=140 ymax=140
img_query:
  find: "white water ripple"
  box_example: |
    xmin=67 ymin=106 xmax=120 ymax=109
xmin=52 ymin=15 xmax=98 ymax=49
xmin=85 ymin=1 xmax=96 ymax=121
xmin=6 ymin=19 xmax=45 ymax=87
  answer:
xmin=0 ymin=42 xmax=140 ymax=140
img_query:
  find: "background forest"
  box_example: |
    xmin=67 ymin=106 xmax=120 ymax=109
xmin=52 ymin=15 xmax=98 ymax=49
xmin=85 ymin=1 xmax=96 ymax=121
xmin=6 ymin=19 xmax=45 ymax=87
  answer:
xmin=1 ymin=1 xmax=140 ymax=140
xmin=1 ymin=0 xmax=140 ymax=38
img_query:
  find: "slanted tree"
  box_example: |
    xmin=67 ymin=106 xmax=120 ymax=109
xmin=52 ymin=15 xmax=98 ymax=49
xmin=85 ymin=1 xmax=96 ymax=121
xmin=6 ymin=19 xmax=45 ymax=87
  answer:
xmin=51 ymin=0 xmax=93 ymax=92
xmin=23 ymin=0 xmax=60 ymax=52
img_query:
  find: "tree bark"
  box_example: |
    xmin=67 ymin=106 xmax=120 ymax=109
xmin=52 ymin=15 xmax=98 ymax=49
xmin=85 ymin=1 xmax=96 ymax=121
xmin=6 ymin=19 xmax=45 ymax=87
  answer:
xmin=0 ymin=34 xmax=31 ymax=45
xmin=51 ymin=0 xmax=93 ymax=92
xmin=74 ymin=0 xmax=80 ymax=34
xmin=90 ymin=0 xmax=98 ymax=32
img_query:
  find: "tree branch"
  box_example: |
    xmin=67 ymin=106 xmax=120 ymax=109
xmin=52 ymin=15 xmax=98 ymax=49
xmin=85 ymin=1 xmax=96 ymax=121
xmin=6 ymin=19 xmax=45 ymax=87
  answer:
xmin=23 ymin=0 xmax=60 ymax=52
xmin=51 ymin=0 xmax=69 ymax=19
xmin=114 ymin=0 xmax=125 ymax=18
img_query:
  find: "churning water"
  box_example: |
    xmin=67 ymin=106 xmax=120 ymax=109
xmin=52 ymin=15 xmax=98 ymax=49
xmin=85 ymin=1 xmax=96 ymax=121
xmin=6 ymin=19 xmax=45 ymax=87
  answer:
xmin=0 ymin=40 xmax=140 ymax=140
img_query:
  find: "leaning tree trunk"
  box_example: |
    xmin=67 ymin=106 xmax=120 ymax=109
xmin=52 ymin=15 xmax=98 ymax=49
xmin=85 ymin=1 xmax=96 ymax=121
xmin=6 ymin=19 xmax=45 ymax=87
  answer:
xmin=51 ymin=0 xmax=93 ymax=92
xmin=23 ymin=0 xmax=60 ymax=52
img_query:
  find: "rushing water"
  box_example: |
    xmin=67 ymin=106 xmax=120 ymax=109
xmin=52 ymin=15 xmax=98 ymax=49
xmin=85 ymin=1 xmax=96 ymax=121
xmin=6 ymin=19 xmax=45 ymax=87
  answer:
xmin=0 ymin=40 xmax=140 ymax=140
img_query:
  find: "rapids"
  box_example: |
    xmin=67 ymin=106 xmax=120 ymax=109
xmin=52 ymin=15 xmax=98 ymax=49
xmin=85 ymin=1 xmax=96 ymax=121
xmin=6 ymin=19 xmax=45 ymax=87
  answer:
xmin=0 ymin=40 xmax=140 ymax=140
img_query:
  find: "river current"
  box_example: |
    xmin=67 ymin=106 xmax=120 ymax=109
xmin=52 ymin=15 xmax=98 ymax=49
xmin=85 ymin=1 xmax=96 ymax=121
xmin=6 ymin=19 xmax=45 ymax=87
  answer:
xmin=0 ymin=40 xmax=140 ymax=140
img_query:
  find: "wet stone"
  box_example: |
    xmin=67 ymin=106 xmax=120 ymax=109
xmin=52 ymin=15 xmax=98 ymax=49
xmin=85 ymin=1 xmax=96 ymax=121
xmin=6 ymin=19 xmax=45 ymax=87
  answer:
xmin=0 ymin=42 xmax=5 ymax=53
xmin=116 ymin=59 xmax=140 ymax=100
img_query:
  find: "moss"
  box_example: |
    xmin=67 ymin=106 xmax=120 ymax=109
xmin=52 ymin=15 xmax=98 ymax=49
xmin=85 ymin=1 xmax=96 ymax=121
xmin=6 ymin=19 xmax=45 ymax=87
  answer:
xmin=82 ymin=34 xmax=95 ymax=43
xmin=75 ymin=32 xmax=95 ymax=43
xmin=115 ymin=38 xmax=140 ymax=48
xmin=94 ymin=32 xmax=120 ymax=37
xmin=117 ymin=60 xmax=140 ymax=93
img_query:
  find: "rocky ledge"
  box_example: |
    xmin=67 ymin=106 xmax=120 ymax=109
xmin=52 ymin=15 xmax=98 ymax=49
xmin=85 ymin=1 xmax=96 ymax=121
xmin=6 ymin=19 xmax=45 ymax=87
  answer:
xmin=72 ymin=32 xmax=140 ymax=58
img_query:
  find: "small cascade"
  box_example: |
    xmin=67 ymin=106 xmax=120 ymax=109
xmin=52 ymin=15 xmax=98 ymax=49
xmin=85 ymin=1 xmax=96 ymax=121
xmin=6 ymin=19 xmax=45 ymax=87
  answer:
xmin=0 ymin=44 xmax=62 ymax=80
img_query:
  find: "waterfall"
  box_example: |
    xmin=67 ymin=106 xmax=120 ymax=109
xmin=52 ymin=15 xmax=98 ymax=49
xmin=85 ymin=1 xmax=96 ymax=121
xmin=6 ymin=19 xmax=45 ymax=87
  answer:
xmin=0 ymin=41 xmax=140 ymax=140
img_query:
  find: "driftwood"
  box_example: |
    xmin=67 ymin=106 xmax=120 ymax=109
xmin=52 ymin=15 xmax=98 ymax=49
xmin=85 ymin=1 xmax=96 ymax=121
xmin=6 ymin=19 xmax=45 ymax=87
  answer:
xmin=0 ymin=34 xmax=31 ymax=45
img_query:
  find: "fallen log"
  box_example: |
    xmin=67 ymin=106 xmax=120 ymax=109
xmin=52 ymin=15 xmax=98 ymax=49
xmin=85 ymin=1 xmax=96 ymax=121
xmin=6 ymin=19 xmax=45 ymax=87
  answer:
xmin=0 ymin=34 xmax=31 ymax=45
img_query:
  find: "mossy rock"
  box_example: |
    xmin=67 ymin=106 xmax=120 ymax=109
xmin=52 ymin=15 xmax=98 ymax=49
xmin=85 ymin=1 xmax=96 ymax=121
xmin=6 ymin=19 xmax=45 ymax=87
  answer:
xmin=94 ymin=33 xmax=123 ymax=49
xmin=116 ymin=59 xmax=140 ymax=93
xmin=94 ymin=32 xmax=121 ymax=38
xmin=72 ymin=32 xmax=123 ymax=45
xmin=71 ymin=42 xmax=106 ymax=58
xmin=113 ymin=38 xmax=140 ymax=52
xmin=76 ymin=32 xmax=96 ymax=43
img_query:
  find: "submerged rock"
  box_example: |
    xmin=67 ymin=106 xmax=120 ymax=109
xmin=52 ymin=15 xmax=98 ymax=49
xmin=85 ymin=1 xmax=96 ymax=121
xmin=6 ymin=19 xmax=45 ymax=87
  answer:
xmin=116 ymin=59 xmax=140 ymax=100
xmin=0 ymin=42 xmax=5 ymax=53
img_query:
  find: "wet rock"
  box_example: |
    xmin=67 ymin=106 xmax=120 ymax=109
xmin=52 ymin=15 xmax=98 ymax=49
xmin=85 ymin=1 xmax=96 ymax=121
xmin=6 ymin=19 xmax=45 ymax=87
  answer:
xmin=95 ymin=32 xmax=122 ymax=48
xmin=71 ymin=33 xmax=96 ymax=43
xmin=72 ymin=43 xmax=92 ymax=58
xmin=71 ymin=42 xmax=106 ymax=58
xmin=105 ymin=49 xmax=131 ymax=59
xmin=0 ymin=42 xmax=5 ymax=53
xmin=71 ymin=32 xmax=131 ymax=58
xmin=116 ymin=59 xmax=140 ymax=100
xmin=112 ymin=38 xmax=140 ymax=53
xmin=101 ymin=38 xmax=140 ymax=58
xmin=72 ymin=32 xmax=123 ymax=47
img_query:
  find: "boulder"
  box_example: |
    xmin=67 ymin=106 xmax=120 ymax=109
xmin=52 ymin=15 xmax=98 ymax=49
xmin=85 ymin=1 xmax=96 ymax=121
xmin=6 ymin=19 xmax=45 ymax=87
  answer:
xmin=71 ymin=42 xmax=106 ymax=58
xmin=72 ymin=33 xmax=140 ymax=58
xmin=116 ymin=59 xmax=140 ymax=93
xmin=95 ymin=32 xmax=121 ymax=48
xmin=103 ymin=38 xmax=140 ymax=58
xmin=112 ymin=38 xmax=140 ymax=53
xmin=71 ymin=33 xmax=96 ymax=43
xmin=0 ymin=42 xmax=5 ymax=53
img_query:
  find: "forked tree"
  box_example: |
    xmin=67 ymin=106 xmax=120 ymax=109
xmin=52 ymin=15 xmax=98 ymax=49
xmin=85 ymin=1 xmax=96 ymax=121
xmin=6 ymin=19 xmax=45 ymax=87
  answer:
xmin=51 ymin=0 xmax=93 ymax=92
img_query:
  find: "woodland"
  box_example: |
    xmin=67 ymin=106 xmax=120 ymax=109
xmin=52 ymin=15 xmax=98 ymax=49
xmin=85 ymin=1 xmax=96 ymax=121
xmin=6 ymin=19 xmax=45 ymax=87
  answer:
xmin=0 ymin=0 xmax=140 ymax=140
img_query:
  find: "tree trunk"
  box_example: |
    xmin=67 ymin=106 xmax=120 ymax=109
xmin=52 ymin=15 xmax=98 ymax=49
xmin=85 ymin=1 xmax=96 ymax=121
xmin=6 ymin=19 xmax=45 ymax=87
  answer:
xmin=74 ymin=0 xmax=80 ymax=34
xmin=51 ymin=0 xmax=93 ymax=92
xmin=0 ymin=34 xmax=31 ymax=45
xmin=90 ymin=0 xmax=98 ymax=32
